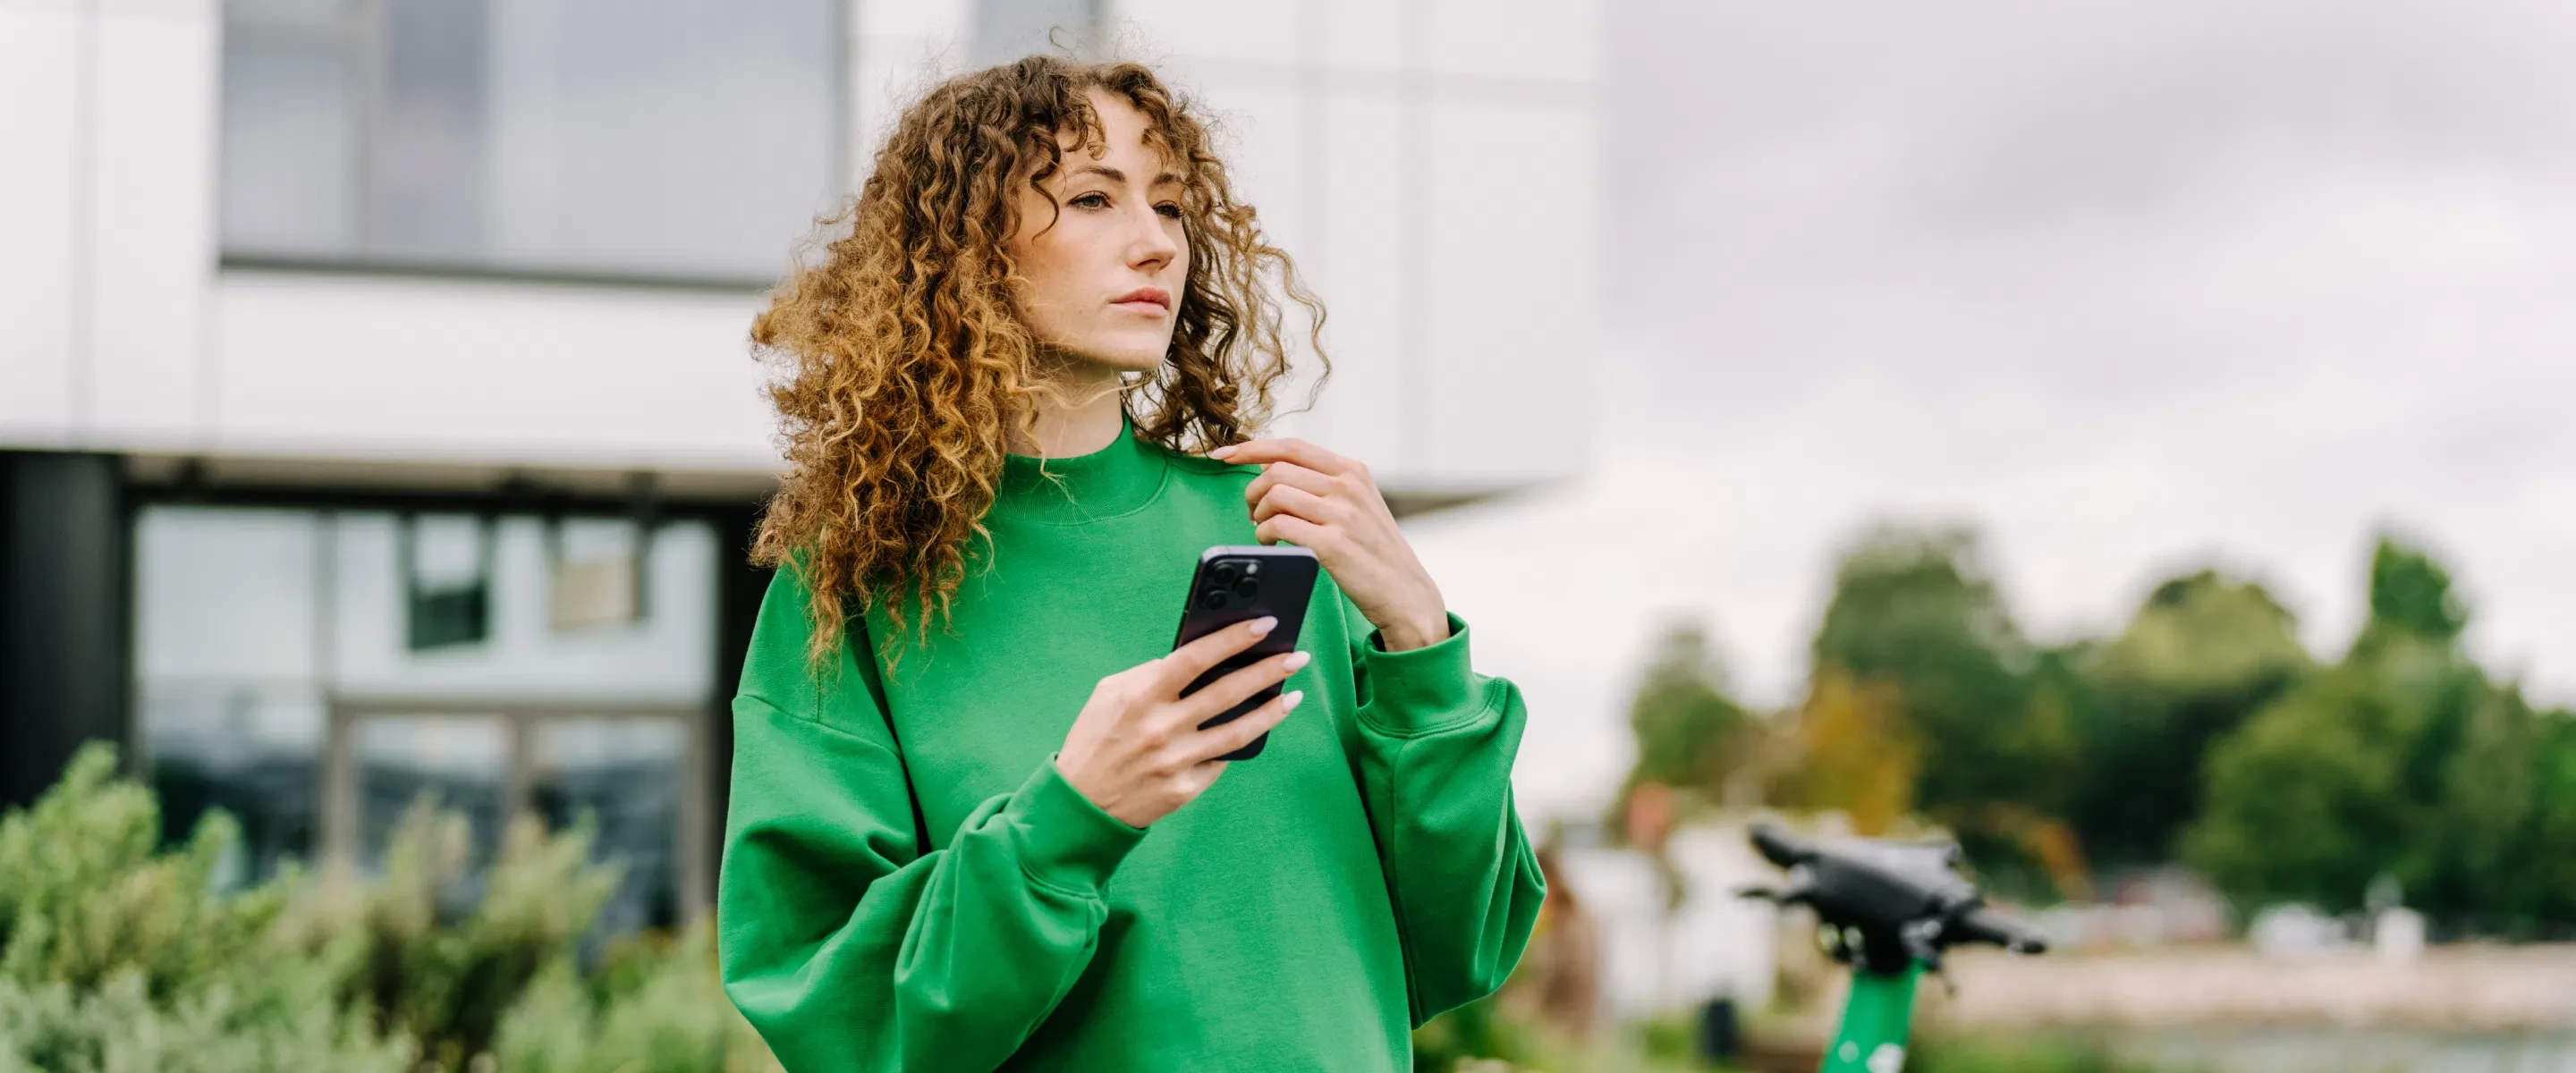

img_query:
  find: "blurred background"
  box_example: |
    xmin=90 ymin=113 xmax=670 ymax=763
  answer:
xmin=1 ymin=1 xmax=2570 ymax=1070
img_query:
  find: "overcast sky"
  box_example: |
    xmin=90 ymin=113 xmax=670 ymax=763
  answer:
xmin=1406 ymin=0 xmax=2576 ymax=820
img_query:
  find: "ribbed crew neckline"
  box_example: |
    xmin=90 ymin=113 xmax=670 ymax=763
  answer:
xmin=996 ymin=415 xmax=1171 ymax=524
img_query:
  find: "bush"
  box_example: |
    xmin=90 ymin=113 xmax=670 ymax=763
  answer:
xmin=0 ymin=744 xmax=775 ymax=1072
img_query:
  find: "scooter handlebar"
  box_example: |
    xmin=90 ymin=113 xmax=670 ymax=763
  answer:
xmin=1950 ymin=905 xmax=2048 ymax=955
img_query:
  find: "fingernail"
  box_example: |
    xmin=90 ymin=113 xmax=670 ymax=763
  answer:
xmin=1209 ymin=445 xmax=1234 ymax=459
xmin=1249 ymin=616 xmax=1277 ymax=634
xmin=1284 ymin=650 xmax=1311 ymax=672
xmin=1283 ymin=689 xmax=1305 ymax=711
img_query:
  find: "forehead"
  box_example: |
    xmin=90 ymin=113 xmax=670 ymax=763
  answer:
xmin=1060 ymin=91 xmax=1173 ymax=176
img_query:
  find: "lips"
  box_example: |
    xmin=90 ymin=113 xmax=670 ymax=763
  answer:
xmin=1112 ymin=287 xmax=1173 ymax=312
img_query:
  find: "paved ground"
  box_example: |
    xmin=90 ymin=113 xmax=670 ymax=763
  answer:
xmin=1914 ymin=944 xmax=2576 ymax=1032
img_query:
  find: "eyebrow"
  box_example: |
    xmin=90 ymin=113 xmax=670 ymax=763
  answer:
xmin=1072 ymin=164 xmax=1186 ymax=187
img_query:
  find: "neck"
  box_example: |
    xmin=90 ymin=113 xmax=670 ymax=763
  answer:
xmin=1012 ymin=360 xmax=1131 ymax=458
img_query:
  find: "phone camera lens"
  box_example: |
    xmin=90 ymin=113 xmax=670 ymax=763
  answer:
xmin=1199 ymin=589 xmax=1228 ymax=610
xmin=1233 ymin=579 xmax=1258 ymax=598
xmin=1213 ymin=563 xmax=1241 ymax=586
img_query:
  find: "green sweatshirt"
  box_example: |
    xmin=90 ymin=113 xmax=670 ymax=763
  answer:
xmin=717 ymin=418 xmax=1545 ymax=1071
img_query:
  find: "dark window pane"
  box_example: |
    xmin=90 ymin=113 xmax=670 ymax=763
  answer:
xmin=352 ymin=715 xmax=510 ymax=907
xmin=530 ymin=719 xmax=684 ymax=934
xmin=144 ymin=684 xmax=325 ymax=887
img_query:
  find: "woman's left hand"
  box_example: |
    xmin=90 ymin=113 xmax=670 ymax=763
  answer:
xmin=1210 ymin=438 xmax=1451 ymax=653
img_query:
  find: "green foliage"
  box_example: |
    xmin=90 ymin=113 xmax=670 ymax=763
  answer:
xmin=2362 ymin=534 xmax=2468 ymax=644
xmin=494 ymin=927 xmax=774 ymax=1073
xmin=1617 ymin=624 xmax=1755 ymax=806
xmin=1771 ymin=671 xmax=1921 ymax=837
xmin=0 ymin=746 xmax=407 ymax=1071
xmin=2182 ymin=533 xmax=2576 ymax=928
xmin=0 ymin=743 xmax=775 ymax=1071
xmin=284 ymin=806 xmax=623 ymax=1065
xmin=1411 ymin=992 xmax=1544 ymax=1073
xmin=1614 ymin=517 xmax=2576 ymax=932
xmin=1807 ymin=525 xmax=2090 ymax=890
xmin=1810 ymin=526 xmax=2053 ymax=818
xmin=2074 ymin=570 xmax=2311 ymax=866
xmin=2180 ymin=661 xmax=2419 ymax=912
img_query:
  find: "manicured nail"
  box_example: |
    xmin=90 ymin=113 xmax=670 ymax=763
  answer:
xmin=1249 ymin=615 xmax=1277 ymax=634
xmin=1282 ymin=689 xmax=1305 ymax=711
xmin=1284 ymin=650 xmax=1312 ymax=672
xmin=1209 ymin=444 xmax=1235 ymax=459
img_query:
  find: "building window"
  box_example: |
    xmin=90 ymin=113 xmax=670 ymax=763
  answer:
xmin=135 ymin=505 xmax=718 ymax=929
xmin=218 ymin=0 xmax=843 ymax=283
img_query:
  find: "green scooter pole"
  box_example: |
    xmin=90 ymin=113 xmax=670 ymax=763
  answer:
xmin=1742 ymin=824 xmax=2046 ymax=1073
xmin=1819 ymin=963 xmax=1922 ymax=1073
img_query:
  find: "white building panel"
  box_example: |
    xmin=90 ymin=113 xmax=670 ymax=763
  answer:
xmin=1427 ymin=0 xmax=1601 ymax=85
xmin=1424 ymin=92 xmax=1597 ymax=488
xmin=0 ymin=2 xmax=84 ymax=440
xmin=1307 ymin=85 xmax=1419 ymax=475
xmin=851 ymin=0 xmax=969 ymax=156
xmin=211 ymin=273 xmax=775 ymax=471
xmin=1111 ymin=0 xmax=1301 ymax=69
xmin=85 ymin=1 xmax=216 ymax=445
xmin=1315 ymin=0 xmax=1405 ymax=73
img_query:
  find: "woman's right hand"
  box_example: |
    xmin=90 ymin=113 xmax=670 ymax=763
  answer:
xmin=1055 ymin=616 xmax=1310 ymax=828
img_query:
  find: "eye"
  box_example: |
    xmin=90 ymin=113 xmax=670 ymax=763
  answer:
xmin=1156 ymin=202 xmax=1183 ymax=220
xmin=1070 ymin=192 xmax=1111 ymax=209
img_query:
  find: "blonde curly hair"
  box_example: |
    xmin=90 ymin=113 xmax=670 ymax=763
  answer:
xmin=750 ymin=55 xmax=1326 ymax=666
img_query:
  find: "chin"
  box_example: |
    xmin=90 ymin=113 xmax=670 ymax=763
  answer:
xmin=1065 ymin=336 xmax=1175 ymax=376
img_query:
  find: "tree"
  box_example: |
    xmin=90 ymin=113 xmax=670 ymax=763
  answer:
xmin=2185 ymin=533 xmax=2576 ymax=932
xmin=1612 ymin=622 xmax=1754 ymax=815
xmin=1809 ymin=525 xmax=2061 ymax=822
xmin=1771 ymin=671 xmax=1920 ymax=837
xmin=2074 ymin=569 xmax=2312 ymax=866
xmin=2182 ymin=663 xmax=2419 ymax=913
xmin=2361 ymin=536 xmax=2469 ymax=646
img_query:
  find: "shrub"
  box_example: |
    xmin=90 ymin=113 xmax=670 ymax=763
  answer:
xmin=0 ymin=744 xmax=774 ymax=1072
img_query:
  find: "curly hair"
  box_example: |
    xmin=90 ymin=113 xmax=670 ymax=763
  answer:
xmin=750 ymin=55 xmax=1326 ymax=667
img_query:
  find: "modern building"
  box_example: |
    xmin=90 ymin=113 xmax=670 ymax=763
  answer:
xmin=0 ymin=0 xmax=1599 ymax=929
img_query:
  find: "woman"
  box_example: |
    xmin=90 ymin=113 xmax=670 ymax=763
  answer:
xmin=719 ymin=55 xmax=1544 ymax=1071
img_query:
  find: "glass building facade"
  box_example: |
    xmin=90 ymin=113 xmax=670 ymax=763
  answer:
xmin=218 ymin=0 xmax=844 ymax=283
xmin=135 ymin=506 xmax=720 ymax=926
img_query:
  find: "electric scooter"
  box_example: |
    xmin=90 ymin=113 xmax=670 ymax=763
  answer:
xmin=1741 ymin=824 xmax=2049 ymax=1073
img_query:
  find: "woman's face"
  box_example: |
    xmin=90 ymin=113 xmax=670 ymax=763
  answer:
xmin=1007 ymin=91 xmax=1191 ymax=377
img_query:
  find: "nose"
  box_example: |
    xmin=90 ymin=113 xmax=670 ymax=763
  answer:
xmin=1127 ymin=204 xmax=1180 ymax=274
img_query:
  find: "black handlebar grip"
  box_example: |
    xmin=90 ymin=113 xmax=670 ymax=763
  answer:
xmin=1749 ymin=824 xmax=1814 ymax=869
xmin=1952 ymin=907 xmax=2047 ymax=954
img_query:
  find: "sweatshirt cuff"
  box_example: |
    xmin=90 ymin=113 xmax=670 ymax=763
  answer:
xmin=1006 ymin=754 xmax=1148 ymax=894
xmin=1358 ymin=612 xmax=1487 ymax=734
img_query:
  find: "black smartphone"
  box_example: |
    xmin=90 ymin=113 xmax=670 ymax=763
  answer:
xmin=1171 ymin=545 xmax=1319 ymax=760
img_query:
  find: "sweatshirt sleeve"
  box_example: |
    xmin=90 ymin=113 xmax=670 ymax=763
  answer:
xmin=1343 ymin=601 xmax=1548 ymax=1027
xmin=717 ymin=575 xmax=1148 ymax=1072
